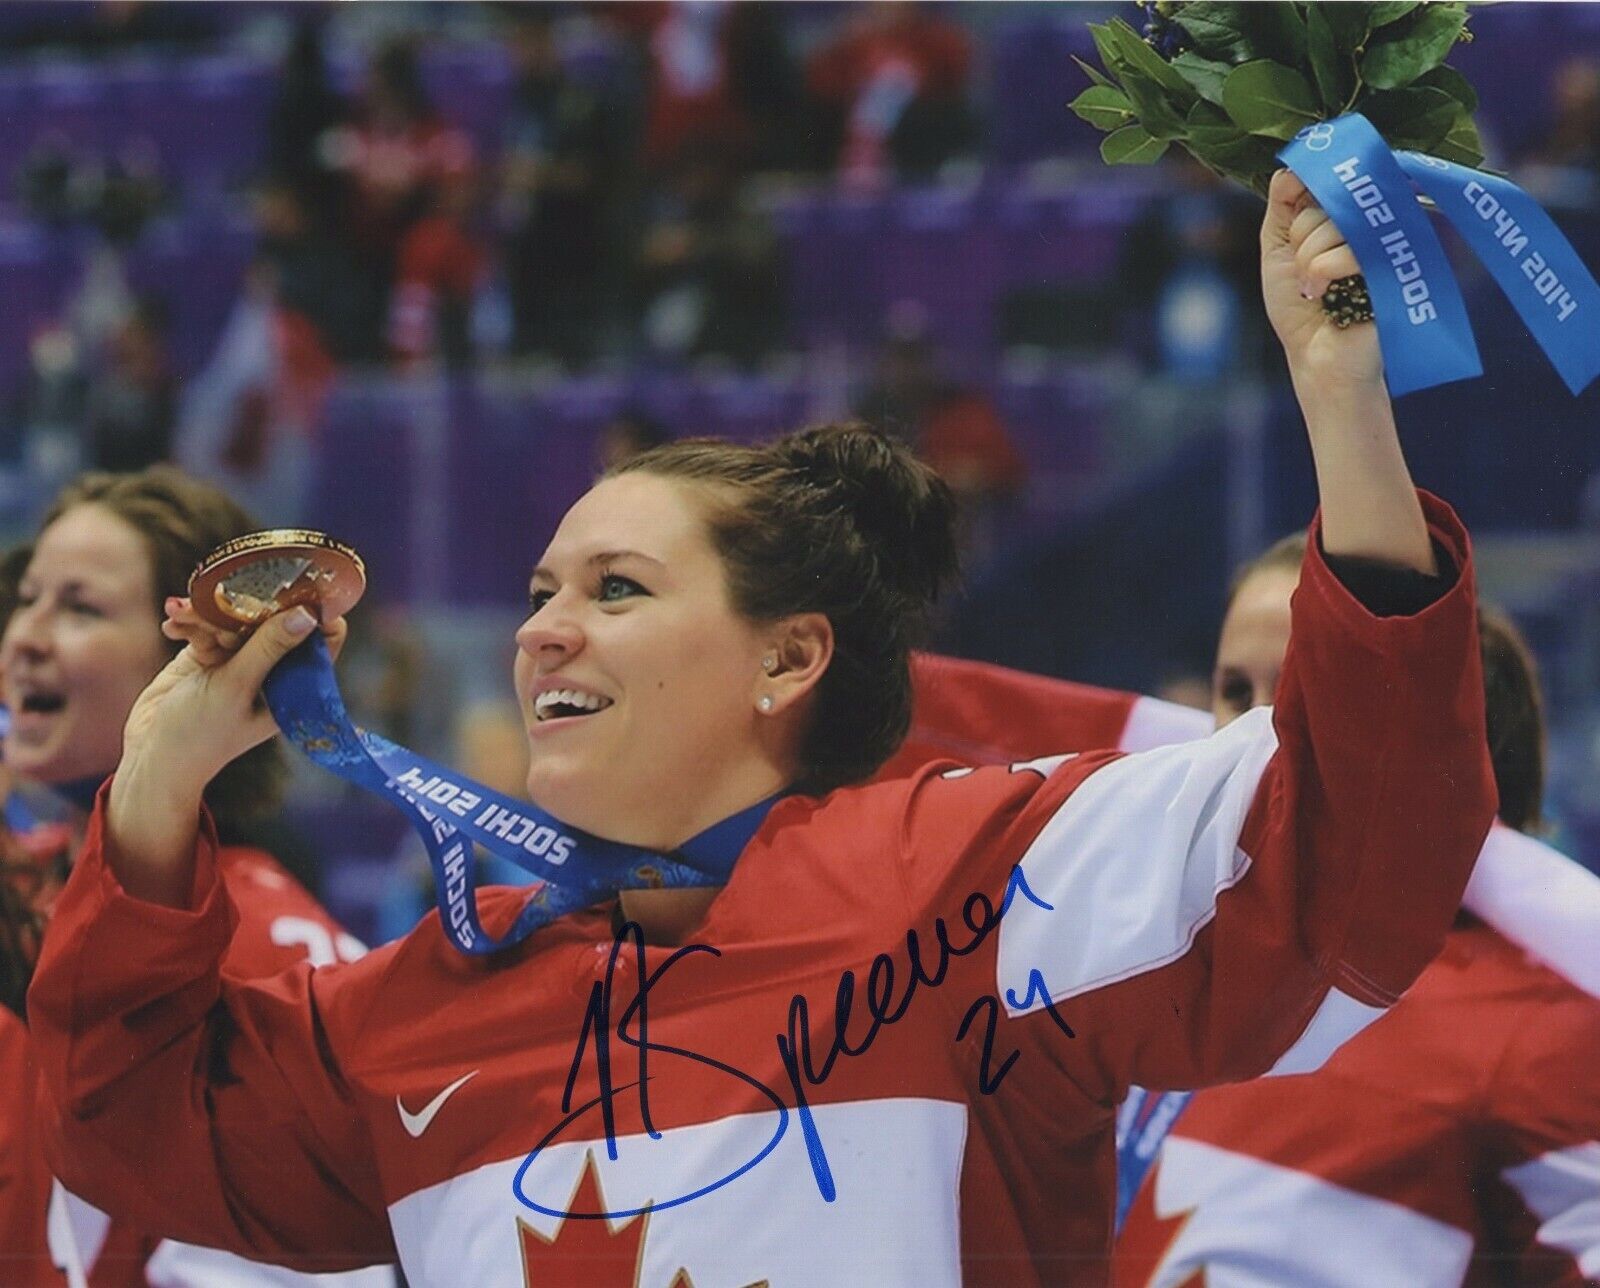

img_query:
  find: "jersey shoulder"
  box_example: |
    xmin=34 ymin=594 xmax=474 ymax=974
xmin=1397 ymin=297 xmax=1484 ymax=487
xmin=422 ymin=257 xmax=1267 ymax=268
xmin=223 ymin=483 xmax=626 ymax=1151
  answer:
xmin=216 ymin=845 xmax=365 ymax=974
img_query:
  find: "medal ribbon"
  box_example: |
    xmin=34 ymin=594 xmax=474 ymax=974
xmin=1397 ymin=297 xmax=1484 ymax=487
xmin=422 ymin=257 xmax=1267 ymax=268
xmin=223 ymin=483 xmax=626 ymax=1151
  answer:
xmin=262 ymin=634 xmax=777 ymax=954
xmin=1278 ymin=113 xmax=1600 ymax=397
xmin=1393 ymin=151 xmax=1600 ymax=395
xmin=1114 ymin=1087 xmax=1193 ymax=1232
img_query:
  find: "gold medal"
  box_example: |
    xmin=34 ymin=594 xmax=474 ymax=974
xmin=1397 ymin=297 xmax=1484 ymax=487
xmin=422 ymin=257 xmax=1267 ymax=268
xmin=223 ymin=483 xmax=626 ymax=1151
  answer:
xmin=188 ymin=529 xmax=366 ymax=632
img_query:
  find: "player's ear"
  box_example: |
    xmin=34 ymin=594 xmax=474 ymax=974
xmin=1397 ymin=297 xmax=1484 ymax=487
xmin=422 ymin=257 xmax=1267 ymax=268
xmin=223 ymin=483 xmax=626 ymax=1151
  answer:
xmin=755 ymin=614 xmax=832 ymax=715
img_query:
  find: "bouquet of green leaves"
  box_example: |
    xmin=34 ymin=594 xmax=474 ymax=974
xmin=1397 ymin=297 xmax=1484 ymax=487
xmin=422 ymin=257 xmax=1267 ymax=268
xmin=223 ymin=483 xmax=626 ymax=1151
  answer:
xmin=1071 ymin=2 xmax=1482 ymax=325
xmin=1071 ymin=2 xmax=1483 ymax=195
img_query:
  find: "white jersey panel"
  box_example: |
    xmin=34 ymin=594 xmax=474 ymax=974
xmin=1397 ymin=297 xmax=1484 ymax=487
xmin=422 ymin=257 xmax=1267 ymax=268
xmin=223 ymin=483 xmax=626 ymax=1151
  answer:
xmin=1263 ymin=989 xmax=1386 ymax=1077
xmin=1501 ymin=1141 xmax=1600 ymax=1278
xmin=52 ymin=1186 xmax=393 ymax=1288
xmin=1118 ymin=696 xmax=1212 ymax=754
xmin=146 ymin=1243 xmax=394 ymax=1288
xmin=1464 ymin=826 xmax=1600 ymax=1000
xmin=387 ymin=1098 xmax=968 ymax=1288
xmin=1147 ymin=1137 xmax=1474 ymax=1288
xmin=998 ymin=706 xmax=1278 ymax=1013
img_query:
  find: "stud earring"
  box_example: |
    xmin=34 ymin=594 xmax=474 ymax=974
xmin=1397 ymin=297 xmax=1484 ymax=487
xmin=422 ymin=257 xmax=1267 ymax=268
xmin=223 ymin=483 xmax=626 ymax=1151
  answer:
xmin=758 ymin=695 xmax=774 ymax=712
xmin=762 ymin=654 xmax=777 ymax=674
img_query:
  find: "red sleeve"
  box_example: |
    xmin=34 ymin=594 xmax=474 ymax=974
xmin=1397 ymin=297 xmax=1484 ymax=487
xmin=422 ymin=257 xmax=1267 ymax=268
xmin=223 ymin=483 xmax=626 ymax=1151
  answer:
xmin=880 ymin=653 xmax=1208 ymax=780
xmin=898 ymin=492 xmax=1495 ymax=1099
xmin=0 ymin=1013 xmax=62 ymax=1287
xmin=806 ymin=34 xmax=861 ymax=103
xmin=914 ymin=19 xmax=972 ymax=93
xmin=1481 ymin=994 xmax=1600 ymax=1282
xmin=396 ymin=217 xmax=482 ymax=297
xmin=919 ymin=396 xmax=1027 ymax=490
xmin=26 ymin=797 xmax=395 ymax=1272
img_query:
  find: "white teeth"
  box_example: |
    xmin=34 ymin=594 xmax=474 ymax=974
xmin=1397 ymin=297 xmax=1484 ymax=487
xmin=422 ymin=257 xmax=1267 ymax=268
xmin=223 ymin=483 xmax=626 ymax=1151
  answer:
xmin=534 ymin=688 xmax=613 ymax=720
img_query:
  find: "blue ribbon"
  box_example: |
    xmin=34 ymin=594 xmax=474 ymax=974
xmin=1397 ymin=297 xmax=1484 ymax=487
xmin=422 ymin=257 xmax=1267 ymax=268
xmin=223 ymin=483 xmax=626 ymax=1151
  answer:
xmin=1278 ymin=114 xmax=1481 ymax=397
xmin=1114 ymin=1086 xmax=1193 ymax=1232
xmin=1278 ymin=113 xmax=1600 ymax=397
xmin=1395 ymin=151 xmax=1600 ymax=395
xmin=262 ymin=634 xmax=777 ymax=954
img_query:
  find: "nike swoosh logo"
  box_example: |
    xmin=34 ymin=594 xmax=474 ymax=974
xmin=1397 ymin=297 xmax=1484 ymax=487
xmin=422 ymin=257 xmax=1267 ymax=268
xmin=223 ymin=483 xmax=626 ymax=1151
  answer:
xmin=397 ymin=1070 xmax=479 ymax=1139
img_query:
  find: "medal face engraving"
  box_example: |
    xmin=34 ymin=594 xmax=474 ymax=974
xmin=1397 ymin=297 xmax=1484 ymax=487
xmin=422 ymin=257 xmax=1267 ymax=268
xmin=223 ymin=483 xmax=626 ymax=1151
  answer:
xmin=189 ymin=530 xmax=366 ymax=630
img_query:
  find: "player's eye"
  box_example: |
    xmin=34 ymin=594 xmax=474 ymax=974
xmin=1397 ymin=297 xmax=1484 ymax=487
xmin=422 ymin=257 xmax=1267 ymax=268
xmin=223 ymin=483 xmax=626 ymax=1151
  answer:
xmin=598 ymin=573 xmax=647 ymax=604
xmin=527 ymin=588 xmax=554 ymax=615
xmin=1216 ymin=674 xmax=1252 ymax=713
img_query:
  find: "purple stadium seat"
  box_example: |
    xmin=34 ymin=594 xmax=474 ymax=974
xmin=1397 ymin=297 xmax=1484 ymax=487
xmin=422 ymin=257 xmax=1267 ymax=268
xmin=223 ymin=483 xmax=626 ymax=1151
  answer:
xmin=630 ymin=370 xmax=710 ymax=435
xmin=992 ymin=369 xmax=1105 ymax=479
xmin=421 ymin=45 xmax=513 ymax=154
xmin=988 ymin=18 xmax=1105 ymax=167
xmin=0 ymin=73 xmax=36 ymax=183
xmin=309 ymin=384 xmax=419 ymax=603
xmin=698 ymin=371 xmax=806 ymax=442
xmin=165 ymin=53 xmax=272 ymax=178
xmin=879 ymin=183 xmax=998 ymax=364
xmin=442 ymin=382 xmax=612 ymax=606
xmin=27 ymin=61 xmax=109 ymax=152
xmin=783 ymin=188 xmax=892 ymax=349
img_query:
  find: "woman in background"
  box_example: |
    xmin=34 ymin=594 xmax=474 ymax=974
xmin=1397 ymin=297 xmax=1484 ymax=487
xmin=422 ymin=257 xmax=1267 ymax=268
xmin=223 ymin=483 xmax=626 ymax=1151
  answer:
xmin=889 ymin=549 xmax=1600 ymax=1283
xmin=0 ymin=466 xmax=388 ymax=1286
xmin=1112 ymin=539 xmax=1600 ymax=1286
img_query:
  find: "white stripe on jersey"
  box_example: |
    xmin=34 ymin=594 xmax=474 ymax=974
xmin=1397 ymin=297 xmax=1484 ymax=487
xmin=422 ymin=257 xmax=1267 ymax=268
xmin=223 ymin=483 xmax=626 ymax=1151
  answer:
xmin=146 ymin=1243 xmax=394 ymax=1288
xmin=1466 ymin=826 xmax=1600 ymax=1000
xmin=49 ymin=1185 xmax=103 ymax=1288
xmin=1146 ymin=1137 xmax=1473 ymax=1288
xmin=387 ymin=1099 xmax=968 ymax=1288
xmin=52 ymin=1186 xmax=392 ymax=1288
xmin=1118 ymin=696 xmax=1213 ymax=755
xmin=1263 ymin=989 xmax=1386 ymax=1077
xmin=1501 ymin=1142 xmax=1600 ymax=1277
xmin=998 ymin=706 xmax=1278 ymax=1013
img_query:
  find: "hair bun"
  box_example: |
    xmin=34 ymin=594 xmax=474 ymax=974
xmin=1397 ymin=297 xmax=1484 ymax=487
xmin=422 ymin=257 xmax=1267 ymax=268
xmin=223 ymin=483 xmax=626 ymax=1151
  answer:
xmin=774 ymin=423 xmax=959 ymax=604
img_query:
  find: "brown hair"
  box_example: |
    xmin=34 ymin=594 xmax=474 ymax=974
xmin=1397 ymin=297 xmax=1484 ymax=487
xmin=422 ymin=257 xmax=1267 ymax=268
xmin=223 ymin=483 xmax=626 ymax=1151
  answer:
xmin=1225 ymin=530 xmax=1306 ymax=613
xmin=0 ymin=861 xmax=42 ymax=1018
xmin=1229 ymin=532 xmax=1545 ymax=833
xmin=1477 ymin=604 xmax=1545 ymax=834
xmin=28 ymin=466 xmax=286 ymax=826
xmin=0 ymin=839 xmax=68 ymax=1019
xmin=612 ymin=422 xmax=959 ymax=793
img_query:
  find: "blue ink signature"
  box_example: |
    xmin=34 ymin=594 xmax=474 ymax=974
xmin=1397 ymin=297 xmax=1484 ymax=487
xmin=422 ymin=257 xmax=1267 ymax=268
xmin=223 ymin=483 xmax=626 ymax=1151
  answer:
xmin=512 ymin=864 xmax=1075 ymax=1219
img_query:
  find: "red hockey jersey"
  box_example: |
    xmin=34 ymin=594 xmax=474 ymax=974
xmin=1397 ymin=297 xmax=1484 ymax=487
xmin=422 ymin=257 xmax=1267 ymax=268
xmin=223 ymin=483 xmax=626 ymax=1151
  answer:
xmin=1114 ymin=835 xmax=1600 ymax=1287
xmin=5 ymin=844 xmax=375 ymax=1288
xmin=29 ymin=497 xmax=1496 ymax=1286
xmin=887 ymin=655 xmax=1210 ymax=780
xmin=885 ymin=587 xmax=1600 ymax=1285
xmin=2 ymin=1006 xmax=55 ymax=1286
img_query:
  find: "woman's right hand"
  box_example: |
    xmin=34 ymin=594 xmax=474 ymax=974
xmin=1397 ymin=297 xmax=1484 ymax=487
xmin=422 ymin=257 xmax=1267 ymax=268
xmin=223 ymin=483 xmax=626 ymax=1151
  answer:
xmin=106 ymin=603 xmax=346 ymax=907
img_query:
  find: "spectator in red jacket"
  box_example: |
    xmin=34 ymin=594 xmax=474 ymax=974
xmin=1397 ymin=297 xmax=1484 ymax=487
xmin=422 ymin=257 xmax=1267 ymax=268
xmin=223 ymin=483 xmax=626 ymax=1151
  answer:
xmin=856 ymin=313 xmax=1027 ymax=562
xmin=806 ymin=1 xmax=978 ymax=186
xmin=325 ymin=40 xmax=479 ymax=362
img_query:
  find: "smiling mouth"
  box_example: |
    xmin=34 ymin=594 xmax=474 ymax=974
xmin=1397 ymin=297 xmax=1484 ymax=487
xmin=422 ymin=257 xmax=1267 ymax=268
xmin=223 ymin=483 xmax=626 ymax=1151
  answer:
xmin=533 ymin=689 xmax=614 ymax=723
xmin=13 ymin=692 xmax=65 ymax=718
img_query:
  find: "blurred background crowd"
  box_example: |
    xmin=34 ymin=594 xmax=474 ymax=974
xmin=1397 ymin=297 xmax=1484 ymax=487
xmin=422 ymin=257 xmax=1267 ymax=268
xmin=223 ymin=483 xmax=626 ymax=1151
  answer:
xmin=1 ymin=0 xmax=1599 ymax=939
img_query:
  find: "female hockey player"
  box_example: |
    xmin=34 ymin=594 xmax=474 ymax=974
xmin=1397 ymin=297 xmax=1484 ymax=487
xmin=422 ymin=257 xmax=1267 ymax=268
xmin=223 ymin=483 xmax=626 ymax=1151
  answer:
xmin=0 ymin=468 xmax=386 ymax=1286
xmin=29 ymin=172 xmax=1497 ymax=1285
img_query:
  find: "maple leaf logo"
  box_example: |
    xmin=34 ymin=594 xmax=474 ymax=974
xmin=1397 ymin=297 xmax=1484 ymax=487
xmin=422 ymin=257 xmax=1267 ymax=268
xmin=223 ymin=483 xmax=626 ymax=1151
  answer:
xmin=1113 ymin=1174 xmax=1203 ymax=1288
xmin=518 ymin=1151 xmax=769 ymax=1288
xmin=520 ymin=1151 xmax=651 ymax=1287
